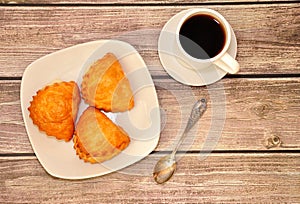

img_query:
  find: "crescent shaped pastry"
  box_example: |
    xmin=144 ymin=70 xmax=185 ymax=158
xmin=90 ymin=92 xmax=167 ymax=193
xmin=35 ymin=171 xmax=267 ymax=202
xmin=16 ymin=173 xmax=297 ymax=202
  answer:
xmin=28 ymin=81 xmax=81 ymax=141
xmin=81 ymin=53 xmax=134 ymax=112
xmin=74 ymin=107 xmax=130 ymax=164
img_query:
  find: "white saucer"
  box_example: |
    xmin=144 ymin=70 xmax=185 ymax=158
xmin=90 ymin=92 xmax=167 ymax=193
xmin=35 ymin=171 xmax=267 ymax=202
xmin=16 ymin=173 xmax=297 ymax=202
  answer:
xmin=158 ymin=9 xmax=237 ymax=86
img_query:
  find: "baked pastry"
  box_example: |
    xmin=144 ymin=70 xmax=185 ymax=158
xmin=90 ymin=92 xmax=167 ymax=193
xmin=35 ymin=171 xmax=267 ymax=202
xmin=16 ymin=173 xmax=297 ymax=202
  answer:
xmin=81 ymin=53 xmax=134 ymax=112
xmin=74 ymin=107 xmax=130 ymax=164
xmin=28 ymin=81 xmax=81 ymax=141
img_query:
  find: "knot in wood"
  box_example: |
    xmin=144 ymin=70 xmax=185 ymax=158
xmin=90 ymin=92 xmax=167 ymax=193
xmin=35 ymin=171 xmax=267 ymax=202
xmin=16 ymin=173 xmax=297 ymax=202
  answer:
xmin=265 ymin=135 xmax=282 ymax=149
xmin=252 ymin=103 xmax=271 ymax=118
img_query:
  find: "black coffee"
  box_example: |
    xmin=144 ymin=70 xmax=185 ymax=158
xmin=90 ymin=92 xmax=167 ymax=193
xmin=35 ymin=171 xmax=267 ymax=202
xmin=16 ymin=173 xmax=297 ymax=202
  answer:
xmin=179 ymin=14 xmax=226 ymax=59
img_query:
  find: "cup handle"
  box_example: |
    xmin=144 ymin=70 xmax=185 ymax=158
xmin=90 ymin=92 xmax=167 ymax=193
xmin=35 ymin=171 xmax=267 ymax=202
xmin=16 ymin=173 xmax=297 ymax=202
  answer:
xmin=213 ymin=53 xmax=240 ymax=74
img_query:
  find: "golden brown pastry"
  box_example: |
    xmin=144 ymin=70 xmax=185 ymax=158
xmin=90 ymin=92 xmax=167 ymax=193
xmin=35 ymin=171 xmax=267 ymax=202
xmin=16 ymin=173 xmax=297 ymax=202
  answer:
xmin=81 ymin=53 xmax=134 ymax=112
xmin=28 ymin=81 xmax=81 ymax=141
xmin=74 ymin=107 xmax=130 ymax=164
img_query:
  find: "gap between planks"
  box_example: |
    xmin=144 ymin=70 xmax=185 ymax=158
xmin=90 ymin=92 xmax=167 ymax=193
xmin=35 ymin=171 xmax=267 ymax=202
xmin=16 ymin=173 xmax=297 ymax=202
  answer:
xmin=1 ymin=149 xmax=300 ymax=159
xmin=2 ymin=74 xmax=300 ymax=81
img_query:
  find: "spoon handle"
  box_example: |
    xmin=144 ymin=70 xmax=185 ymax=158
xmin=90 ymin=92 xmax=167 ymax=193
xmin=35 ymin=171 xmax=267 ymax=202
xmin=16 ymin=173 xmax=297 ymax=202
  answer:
xmin=171 ymin=98 xmax=207 ymax=156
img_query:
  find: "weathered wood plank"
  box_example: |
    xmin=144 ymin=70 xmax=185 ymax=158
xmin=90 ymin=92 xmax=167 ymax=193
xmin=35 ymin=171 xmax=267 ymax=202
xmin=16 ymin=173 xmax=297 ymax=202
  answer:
xmin=0 ymin=4 xmax=299 ymax=77
xmin=0 ymin=78 xmax=300 ymax=153
xmin=0 ymin=0 xmax=296 ymax=5
xmin=0 ymin=153 xmax=299 ymax=203
xmin=156 ymin=77 xmax=300 ymax=152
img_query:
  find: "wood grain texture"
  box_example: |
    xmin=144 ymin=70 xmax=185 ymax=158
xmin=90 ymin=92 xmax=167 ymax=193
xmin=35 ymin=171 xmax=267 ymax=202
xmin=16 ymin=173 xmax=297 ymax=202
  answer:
xmin=1 ymin=78 xmax=300 ymax=154
xmin=0 ymin=0 xmax=297 ymax=5
xmin=0 ymin=4 xmax=299 ymax=77
xmin=0 ymin=2 xmax=299 ymax=204
xmin=1 ymin=153 xmax=299 ymax=203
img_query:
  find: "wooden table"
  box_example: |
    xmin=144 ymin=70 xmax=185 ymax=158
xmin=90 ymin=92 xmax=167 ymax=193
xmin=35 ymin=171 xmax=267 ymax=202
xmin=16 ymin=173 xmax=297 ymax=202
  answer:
xmin=1 ymin=0 xmax=299 ymax=203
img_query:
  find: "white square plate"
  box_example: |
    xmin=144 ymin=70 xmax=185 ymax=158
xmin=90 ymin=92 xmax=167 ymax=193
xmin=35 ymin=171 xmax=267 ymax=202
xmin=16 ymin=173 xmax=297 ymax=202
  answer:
xmin=21 ymin=40 xmax=160 ymax=179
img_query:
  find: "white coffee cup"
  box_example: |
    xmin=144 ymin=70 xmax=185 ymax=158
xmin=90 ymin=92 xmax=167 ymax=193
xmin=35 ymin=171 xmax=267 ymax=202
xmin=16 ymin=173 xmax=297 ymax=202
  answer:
xmin=174 ymin=8 xmax=239 ymax=74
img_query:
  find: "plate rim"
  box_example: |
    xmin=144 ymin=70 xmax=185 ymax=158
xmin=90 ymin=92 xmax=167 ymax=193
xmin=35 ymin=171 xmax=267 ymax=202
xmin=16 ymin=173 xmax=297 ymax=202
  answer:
xmin=20 ymin=39 xmax=160 ymax=179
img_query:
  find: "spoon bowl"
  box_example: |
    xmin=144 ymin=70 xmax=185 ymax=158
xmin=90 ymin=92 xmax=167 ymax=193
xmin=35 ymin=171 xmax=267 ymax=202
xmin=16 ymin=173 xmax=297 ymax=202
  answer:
xmin=153 ymin=98 xmax=207 ymax=184
xmin=153 ymin=154 xmax=176 ymax=184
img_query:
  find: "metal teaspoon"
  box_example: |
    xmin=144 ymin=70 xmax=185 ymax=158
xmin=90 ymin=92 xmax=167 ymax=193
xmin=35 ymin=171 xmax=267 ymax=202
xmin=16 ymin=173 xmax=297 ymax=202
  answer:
xmin=153 ymin=98 xmax=207 ymax=184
